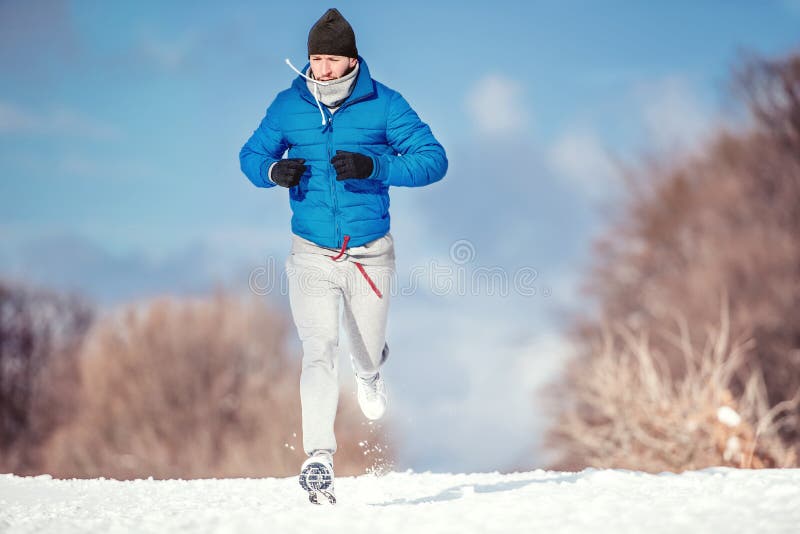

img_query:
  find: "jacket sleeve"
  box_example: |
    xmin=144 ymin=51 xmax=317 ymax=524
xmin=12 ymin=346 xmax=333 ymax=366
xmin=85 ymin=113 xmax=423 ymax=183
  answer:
xmin=239 ymin=100 xmax=288 ymax=189
xmin=371 ymin=91 xmax=448 ymax=187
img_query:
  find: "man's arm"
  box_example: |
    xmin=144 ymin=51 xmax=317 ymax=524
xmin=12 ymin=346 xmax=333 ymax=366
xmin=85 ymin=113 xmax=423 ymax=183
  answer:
xmin=239 ymin=101 xmax=288 ymax=188
xmin=370 ymin=92 xmax=448 ymax=187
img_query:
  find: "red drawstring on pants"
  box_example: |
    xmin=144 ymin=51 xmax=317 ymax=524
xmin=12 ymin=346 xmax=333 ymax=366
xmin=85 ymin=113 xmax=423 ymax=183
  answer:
xmin=328 ymin=234 xmax=383 ymax=298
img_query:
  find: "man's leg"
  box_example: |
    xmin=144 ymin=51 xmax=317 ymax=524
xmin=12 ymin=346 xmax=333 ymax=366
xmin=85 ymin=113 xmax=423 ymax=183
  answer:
xmin=342 ymin=261 xmax=394 ymax=379
xmin=286 ymin=252 xmax=343 ymax=456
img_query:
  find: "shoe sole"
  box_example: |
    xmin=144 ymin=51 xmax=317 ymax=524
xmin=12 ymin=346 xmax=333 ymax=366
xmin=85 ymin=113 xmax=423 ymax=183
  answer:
xmin=299 ymin=461 xmax=333 ymax=492
xmin=300 ymin=461 xmax=335 ymax=505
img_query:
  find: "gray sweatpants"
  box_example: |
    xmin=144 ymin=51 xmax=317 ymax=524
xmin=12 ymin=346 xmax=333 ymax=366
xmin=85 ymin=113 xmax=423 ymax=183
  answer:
xmin=285 ymin=232 xmax=396 ymax=457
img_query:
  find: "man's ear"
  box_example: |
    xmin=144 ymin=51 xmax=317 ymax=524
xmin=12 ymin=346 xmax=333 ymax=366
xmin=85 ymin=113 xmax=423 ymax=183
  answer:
xmin=349 ymin=57 xmax=357 ymax=68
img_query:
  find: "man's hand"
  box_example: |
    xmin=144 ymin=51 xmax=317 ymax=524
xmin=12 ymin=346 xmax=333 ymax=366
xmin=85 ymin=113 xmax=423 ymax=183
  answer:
xmin=270 ymin=159 xmax=306 ymax=188
xmin=331 ymin=150 xmax=374 ymax=181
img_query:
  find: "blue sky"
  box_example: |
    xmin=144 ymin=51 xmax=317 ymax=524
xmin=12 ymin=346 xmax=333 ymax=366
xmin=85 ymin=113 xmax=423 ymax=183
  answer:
xmin=2 ymin=0 xmax=799 ymax=473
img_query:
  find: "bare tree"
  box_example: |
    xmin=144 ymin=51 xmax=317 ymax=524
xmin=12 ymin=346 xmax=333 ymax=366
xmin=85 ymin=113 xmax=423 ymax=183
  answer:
xmin=546 ymin=294 xmax=798 ymax=471
xmin=43 ymin=290 xmax=390 ymax=479
xmin=544 ymin=49 xmax=800 ymax=470
xmin=0 ymin=279 xmax=93 ymax=473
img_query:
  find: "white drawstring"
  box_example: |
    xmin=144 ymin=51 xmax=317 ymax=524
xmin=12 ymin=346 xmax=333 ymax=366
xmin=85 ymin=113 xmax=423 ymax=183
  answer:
xmin=285 ymin=58 xmax=330 ymax=126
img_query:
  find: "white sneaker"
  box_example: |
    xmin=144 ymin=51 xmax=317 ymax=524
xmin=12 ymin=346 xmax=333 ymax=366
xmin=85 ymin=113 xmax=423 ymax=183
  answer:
xmin=299 ymin=451 xmax=335 ymax=505
xmin=355 ymin=371 xmax=388 ymax=420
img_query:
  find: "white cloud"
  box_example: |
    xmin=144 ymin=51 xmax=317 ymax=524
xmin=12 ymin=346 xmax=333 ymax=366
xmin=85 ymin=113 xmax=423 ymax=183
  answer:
xmin=0 ymin=101 xmax=35 ymax=131
xmin=515 ymin=331 xmax=578 ymax=393
xmin=0 ymin=226 xmax=294 ymax=309
xmin=0 ymin=100 xmax=120 ymax=140
xmin=464 ymin=74 xmax=528 ymax=136
xmin=546 ymin=76 xmax=717 ymax=201
xmin=635 ymin=76 xmax=714 ymax=153
xmin=3 ymin=149 xmax=154 ymax=185
xmin=548 ymin=128 xmax=618 ymax=199
xmin=54 ymin=154 xmax=159 ymax=182
xmin=384 ymin=288 xmax=574 ymax=472
xmin=137 ymin=31 xmax=198 ymax=72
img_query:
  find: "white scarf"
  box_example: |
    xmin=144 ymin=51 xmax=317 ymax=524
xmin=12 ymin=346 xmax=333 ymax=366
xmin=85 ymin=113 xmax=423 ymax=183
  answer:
xmin=285 ymin=58 xmax=359 ymax=126
xmin=305 ymin=61 xmax=359 ymax=112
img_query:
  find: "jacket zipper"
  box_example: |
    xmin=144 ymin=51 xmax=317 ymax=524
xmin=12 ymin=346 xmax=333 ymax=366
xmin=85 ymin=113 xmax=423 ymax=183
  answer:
xmin=325 ymin=110 xmax=341 ymax=246
xmin=313 ymin=93 xmax=371 ymax=249
xmin=328 ymin=96 xmax=370 ymax=248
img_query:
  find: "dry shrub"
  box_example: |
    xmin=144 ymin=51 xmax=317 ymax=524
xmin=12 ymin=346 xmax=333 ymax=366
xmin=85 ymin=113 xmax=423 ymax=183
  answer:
xmin=548 ymin=294 xmax=798 ymax=472
xmin=0 ymin=279 xmax=92 ymax=474
xmin=545 ymin=49 xmax=800 ymax=470
xmin=43 ymin=290 xmax=386 ymax=479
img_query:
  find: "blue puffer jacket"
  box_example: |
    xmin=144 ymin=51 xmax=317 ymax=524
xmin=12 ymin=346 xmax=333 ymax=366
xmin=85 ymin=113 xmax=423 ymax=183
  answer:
xmin=239 ymin=56 xmax=448 ymax=248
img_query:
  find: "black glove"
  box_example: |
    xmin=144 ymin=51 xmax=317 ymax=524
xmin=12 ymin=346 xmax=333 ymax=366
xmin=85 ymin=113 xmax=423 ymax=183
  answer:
xmin=270 ymin=159 xmax=306 ymax=188
xmin=331 ymin=150 xmax=374 ymax=181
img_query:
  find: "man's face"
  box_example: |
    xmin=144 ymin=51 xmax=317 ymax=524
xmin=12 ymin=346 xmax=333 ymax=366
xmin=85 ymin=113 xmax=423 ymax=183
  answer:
xmin=309 ymin=54 xmax=357 ymax=81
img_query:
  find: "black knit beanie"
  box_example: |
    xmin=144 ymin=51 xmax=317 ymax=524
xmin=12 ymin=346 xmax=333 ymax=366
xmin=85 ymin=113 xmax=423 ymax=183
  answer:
xmin=307 ymin=8 xmax=358 ymax=58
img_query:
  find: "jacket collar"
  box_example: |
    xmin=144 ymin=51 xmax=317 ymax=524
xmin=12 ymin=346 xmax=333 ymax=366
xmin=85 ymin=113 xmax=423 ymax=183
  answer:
xmin=292 ymin=55 xmax=376 ymax=110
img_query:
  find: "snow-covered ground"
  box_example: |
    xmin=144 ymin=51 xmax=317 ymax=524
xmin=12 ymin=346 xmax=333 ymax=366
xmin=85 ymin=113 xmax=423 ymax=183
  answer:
xmin=2 ymin=467 xmax=799 ymax=533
